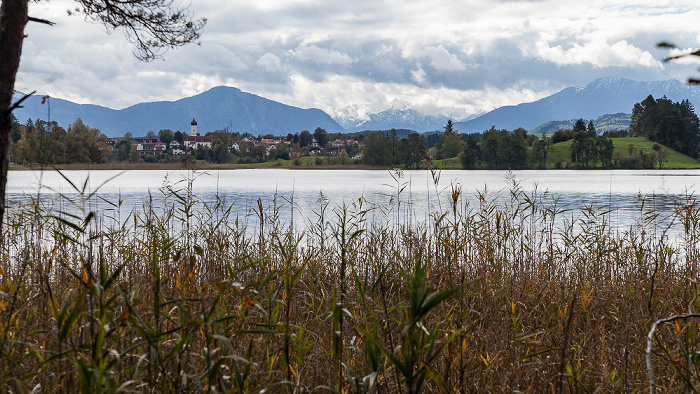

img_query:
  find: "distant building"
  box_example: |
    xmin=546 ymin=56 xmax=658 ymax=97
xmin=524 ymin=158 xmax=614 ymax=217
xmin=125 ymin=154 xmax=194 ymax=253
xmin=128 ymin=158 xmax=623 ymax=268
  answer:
xmin=170 ymin=141 xmax=186 ymax=155
xmin=184 ymin=135 xmax=212 ymax=149
xmin=260 ymin=138 xmax=286 ymax=146
xmin=136 ymin=142 xmax=166 ymax=155
xmin=133 ymin=137 xmax=158 ymax=144
xmin=191 ymin=118 xmax=198 ymax=136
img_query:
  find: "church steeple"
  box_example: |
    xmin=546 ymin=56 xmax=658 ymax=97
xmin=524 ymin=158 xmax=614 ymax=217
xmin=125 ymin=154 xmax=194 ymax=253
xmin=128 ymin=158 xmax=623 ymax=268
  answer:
xmin=190 ymin=118 xmax=198 ymax=136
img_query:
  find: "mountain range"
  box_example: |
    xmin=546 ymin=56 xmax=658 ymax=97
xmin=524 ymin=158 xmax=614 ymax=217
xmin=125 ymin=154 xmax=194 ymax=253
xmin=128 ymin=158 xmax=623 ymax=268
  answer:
xmin=454 ymin=76 xmax=700 ymax=133
xmin=12 ymin=87 xmax=345 ymax=138
xmin=335 ymin=99 xmax=451 ymax=133
xmin=529 ymin=113 xmax=632 ymax=135
xmin=11 ymin=76 xmax=700 ymax=138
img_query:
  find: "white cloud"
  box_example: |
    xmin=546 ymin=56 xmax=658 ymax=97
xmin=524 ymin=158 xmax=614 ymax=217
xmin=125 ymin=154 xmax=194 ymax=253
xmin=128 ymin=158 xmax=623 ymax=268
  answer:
xmin=15 ymin=0 xmax=700 ymax=120
xmin=665 ymin=48 xmax=700 ymax=65
xmin=290 ymin=44 xmax=357 ymax=65
xmin=257 ymin=73 xmax=550 ymax=120
xmin=420 ymin=45 xmax=469 ymax=71
xmin=411 ymin=65 xmax=428 ymax=85
xmin=257 ymin=53 xmax=284 ymax=72
xmin=534 ymin=38 xmax=662 ymax=68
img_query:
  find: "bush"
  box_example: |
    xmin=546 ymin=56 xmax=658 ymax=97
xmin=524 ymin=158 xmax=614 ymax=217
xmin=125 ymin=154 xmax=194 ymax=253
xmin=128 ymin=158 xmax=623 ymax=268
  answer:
xmin=552 ymin=129 xmax=574 ymax=144
xmin=616 ymin=155 xmax=643 ymax=169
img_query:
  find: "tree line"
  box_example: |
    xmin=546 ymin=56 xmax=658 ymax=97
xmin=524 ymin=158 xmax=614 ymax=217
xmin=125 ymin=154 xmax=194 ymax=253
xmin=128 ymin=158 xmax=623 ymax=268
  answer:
xmin=630 ymin=95 xmax=700 ymax=158
xmin=10 ymin=94 xmax=700 ymax=169
xmin=8 ymin=116 xmax=363 ymax=166
xmin=11 ymin=117 xmax=111 ymax=165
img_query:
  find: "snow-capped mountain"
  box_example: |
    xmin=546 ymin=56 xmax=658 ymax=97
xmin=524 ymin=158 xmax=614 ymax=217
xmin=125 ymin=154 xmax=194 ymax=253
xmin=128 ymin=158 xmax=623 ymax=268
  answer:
xmin=456 ymin=76 xmax=700 ymax=132
xmin=336 ymin=99 xmax=452 ymax=133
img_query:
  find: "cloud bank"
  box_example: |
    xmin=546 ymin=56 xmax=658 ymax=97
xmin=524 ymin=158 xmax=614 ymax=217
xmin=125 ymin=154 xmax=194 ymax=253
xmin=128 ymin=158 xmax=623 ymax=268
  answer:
xmin=15 ymin=0 xmax=700 ymax=122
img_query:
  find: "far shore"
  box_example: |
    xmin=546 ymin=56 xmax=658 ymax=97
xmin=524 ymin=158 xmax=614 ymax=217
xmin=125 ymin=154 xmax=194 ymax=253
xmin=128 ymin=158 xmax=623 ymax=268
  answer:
xmin=9 ymin=160 xmax=700 ymax=172
xmin=9 ymin=162 xmax=390 ymax=171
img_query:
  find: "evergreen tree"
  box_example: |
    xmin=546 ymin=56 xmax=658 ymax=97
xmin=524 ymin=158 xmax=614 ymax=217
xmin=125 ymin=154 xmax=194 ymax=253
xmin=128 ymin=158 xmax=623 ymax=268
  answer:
xmin=399 ymin=132 xmax=426 ymax=169
xmin=479 ymin=127 xmax=527 ymax=169
xmin=630 ymin=95 xmax=700 ymax=158
xmin=587 ymin=121 xmax=596 ymax=134
xmin=387 ymin=128 xmax=399 ymax=163
xmin=362 ymin=131 xmax=390 ymax=166
xmin=460 ymin=135 xmax=480 ymax=169
xmin=437 ymin=120 xmax=462 ymax=159
xmin=10 ymin=113 xmax=20 ymax=143
xmin=443 ymin=119 xmax=455 ymax=135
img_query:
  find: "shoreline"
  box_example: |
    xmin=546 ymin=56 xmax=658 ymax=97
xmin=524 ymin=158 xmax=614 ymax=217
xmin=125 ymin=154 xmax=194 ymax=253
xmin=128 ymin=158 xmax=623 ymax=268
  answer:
xmin=10 ymin=163 xmax=700 ymax=171
xmin=10 ymin=162 xmax=389 ymax=171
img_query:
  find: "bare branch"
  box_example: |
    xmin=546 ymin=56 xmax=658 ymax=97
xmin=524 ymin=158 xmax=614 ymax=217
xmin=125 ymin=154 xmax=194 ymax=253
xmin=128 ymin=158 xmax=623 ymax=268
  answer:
xmin=27 ymin=16 xmax=55 ymax=25
xmin=10 ymin=90 xmax=35 ymax=111
xmin=71 ymin=0 xmax=206 ymax=61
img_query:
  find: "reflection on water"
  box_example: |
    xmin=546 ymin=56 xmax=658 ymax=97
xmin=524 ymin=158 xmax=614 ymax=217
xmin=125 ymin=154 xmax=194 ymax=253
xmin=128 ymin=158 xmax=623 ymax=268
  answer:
xmin=6 ymin=168 xmax=700 ymax=241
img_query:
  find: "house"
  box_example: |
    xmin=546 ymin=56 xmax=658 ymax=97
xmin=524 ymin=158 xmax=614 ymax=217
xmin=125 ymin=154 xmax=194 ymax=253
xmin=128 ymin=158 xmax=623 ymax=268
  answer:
xmin=170 ymin=141 xmax=186 ymax=155
xmin=133 ymin=137 xmax=158 ymax=144
xmin=136 ymin=142 xmax=166 ymax=155
xmin=184 ymin=135 xmax=213 ymax=149
xmin=106 ymin=138 xmax=119 ymax=148
xmin=329 ymin=139 xmax=345 ymax=149
xmin=260 ymin=138 xmax=285 ymax=146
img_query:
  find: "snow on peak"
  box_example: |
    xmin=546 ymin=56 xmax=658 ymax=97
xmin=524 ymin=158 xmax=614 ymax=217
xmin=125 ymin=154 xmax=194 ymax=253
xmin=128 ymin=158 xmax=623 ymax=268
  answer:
xmin=389 ymin=98 xmax=411 ymax=111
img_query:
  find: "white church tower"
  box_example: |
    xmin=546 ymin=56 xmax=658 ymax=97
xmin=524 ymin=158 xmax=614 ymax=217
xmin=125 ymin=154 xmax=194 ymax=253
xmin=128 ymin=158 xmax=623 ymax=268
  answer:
xmin=190 ymin=118 xmax=198 ymax=136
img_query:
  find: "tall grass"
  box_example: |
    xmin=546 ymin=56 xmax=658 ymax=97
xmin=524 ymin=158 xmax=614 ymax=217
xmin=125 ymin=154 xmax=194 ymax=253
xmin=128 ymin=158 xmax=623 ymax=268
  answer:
xmin=1 ymin=168 xmax=700 ymax=392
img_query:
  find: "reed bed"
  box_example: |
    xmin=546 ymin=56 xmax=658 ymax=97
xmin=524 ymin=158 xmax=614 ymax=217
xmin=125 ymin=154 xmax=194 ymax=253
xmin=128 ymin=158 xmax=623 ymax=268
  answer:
xmin=1 ymin=170 xmax=700 ymax=393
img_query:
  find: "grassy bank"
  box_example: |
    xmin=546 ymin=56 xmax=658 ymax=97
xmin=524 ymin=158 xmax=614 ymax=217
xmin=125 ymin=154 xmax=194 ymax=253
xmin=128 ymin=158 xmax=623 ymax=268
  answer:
xmin=1 ymin=170 xmax=700 ymax=392
xmin=12 ymin=135 xmax=700 ymax=171
xmin=547 ymin=137 xmax=700 ymax=169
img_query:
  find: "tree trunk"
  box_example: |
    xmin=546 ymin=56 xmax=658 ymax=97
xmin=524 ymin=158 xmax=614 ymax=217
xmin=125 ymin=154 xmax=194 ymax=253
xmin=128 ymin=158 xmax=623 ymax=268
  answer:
xmin=0 ymin=0 xmax=29 ymax=241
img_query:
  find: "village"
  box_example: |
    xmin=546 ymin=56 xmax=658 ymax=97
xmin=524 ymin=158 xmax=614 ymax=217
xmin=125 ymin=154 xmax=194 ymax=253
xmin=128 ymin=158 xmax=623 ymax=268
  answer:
xmin=104 ymin=118 xmax=364 ymax=163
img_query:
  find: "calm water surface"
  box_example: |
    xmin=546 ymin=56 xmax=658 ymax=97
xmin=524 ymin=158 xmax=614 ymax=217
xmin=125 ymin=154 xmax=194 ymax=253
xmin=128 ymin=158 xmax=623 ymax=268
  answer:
xmin=7 ymin=169 xmax=700 ymax=235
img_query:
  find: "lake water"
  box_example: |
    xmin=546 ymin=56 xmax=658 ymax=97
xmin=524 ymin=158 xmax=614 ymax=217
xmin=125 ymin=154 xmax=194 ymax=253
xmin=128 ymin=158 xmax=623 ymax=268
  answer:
xmin=7 ymin=168 xmax=700 ymax=238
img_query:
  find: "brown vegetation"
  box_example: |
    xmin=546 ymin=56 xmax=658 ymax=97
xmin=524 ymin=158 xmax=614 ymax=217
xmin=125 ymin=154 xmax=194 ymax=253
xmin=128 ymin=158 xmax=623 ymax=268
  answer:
xmin=1 ymin=170 xmax=700 ymax=392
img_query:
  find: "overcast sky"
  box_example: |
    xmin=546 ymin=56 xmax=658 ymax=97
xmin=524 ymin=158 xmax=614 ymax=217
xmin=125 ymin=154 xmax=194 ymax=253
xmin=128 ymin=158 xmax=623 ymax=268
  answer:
xmin=15 ymin=0 xmax=700 ymax=121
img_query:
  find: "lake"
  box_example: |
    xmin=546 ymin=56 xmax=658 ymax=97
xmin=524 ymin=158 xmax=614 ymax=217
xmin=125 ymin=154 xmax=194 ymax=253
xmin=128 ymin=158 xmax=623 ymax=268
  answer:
xmin=7 ymin=168 xmax=700 ymax=238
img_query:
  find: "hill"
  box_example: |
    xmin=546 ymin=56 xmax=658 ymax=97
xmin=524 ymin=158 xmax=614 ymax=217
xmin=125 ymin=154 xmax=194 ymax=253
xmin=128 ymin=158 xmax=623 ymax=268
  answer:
xmin=455 ymin=77 xmax=700 ymax=133
xmin=11 ymin=87 xmax=345 ymax=138
xmin=544 ymin=137 xmax=699 ymax=169
xmin=530 ymin=113 xmax=631 ymax=135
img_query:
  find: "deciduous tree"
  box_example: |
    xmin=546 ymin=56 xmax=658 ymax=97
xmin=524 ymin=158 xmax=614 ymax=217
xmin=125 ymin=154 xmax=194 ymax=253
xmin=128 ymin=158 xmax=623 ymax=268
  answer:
xmin=173 ymin=130 xmax=185 ymax=144
xmin=65 ymin=119 xmax=110 ymax=163
xmin=159 ymin=129 xmax=174 ymax=149
xmin=313 ymin=127 xmax=328 ymax=148
xmin=299 ymin=130 xmax=313 ymax=148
